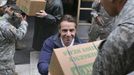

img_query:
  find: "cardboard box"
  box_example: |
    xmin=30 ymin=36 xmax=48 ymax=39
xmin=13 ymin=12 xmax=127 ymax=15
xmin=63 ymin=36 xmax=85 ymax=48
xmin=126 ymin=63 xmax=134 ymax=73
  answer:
xmin=49 ymin=40 xmax=102 ymax=75
xmin=16 ymin=0 xmax=46 ymax=16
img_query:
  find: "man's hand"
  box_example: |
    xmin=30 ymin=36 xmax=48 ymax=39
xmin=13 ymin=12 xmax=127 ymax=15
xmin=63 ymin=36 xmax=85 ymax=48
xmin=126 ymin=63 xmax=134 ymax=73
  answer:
xmin=36 ymin=10 xmax=47 ymax=18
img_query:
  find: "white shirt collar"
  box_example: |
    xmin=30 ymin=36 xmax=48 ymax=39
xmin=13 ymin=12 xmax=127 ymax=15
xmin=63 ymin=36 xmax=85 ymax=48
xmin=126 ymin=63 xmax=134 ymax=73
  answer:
xmin=60 ymin=37 xmax=74 ymax=47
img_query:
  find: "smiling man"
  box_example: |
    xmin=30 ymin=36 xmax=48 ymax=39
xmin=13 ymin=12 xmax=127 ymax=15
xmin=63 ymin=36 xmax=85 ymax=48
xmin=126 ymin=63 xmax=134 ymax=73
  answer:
xmin=37 ymin=14 xmax=85 ymax=75
xmin=92 ymin=0 xmax=134 ymax=75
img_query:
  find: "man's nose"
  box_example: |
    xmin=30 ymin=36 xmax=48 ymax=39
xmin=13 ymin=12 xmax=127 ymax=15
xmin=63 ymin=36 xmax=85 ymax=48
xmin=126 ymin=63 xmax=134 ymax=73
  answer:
xmin=66 ymin=31 xmax=71 ymax=36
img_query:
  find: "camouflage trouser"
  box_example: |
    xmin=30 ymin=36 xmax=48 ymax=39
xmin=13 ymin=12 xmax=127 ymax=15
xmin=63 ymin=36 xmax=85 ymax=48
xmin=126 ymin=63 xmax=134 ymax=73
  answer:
xmin=0 ymin=69 xmax=16 ymax=75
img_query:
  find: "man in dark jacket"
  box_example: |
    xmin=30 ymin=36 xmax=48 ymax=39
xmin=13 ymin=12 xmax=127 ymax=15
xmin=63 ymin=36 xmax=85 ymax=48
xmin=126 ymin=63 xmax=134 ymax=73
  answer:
xmin=37 ymin=15 xmax=85 ymax=75
xmin=32 ymin=0 xmax=63 ymax=51
xmin=92 ymin=0 xmax=134 ymax=75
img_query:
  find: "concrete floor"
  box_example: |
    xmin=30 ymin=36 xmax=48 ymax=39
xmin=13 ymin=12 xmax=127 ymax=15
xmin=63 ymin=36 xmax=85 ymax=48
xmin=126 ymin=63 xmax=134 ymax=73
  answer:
xmin=15 ymin=51 xmax=40 ymax=75
xmin=16 ymin=64 xmax=30 ymax=75
xmin=30 ymin=51 xmax=40 ymax=75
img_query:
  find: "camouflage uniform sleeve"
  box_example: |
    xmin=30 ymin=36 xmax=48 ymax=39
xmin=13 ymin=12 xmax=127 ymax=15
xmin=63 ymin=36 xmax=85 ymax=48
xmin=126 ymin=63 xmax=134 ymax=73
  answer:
xmin=11 ymin=20 xmax=28 ymax=40
xmin=0 ymin=14 xmax=28 ymax=41
xmin=92 ymin=23 xmax=134 ymax=75
xmin=2 ymin=13 xmax=11 ymax=19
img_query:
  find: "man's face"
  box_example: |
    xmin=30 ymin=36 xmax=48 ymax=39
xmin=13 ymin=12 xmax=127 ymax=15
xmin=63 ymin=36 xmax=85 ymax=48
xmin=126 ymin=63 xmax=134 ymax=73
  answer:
xmin=59 ymin=21 xmax=76 ymax=46
xmin=101 ymin=0 xmax=118 ymax=16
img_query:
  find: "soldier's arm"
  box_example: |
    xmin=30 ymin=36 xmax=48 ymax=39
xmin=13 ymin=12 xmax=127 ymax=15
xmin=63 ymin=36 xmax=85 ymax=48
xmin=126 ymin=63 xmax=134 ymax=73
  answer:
xmin=92 ymin=23 xmax=134 ymax=75
xmin=0 ymin=13 xmax=28 ymax=40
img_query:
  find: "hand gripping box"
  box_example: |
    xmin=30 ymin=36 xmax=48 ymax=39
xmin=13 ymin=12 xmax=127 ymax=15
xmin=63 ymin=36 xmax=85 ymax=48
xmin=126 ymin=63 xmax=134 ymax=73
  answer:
xmin=49 ymin=40 xmax=102 ymax=75
xmin=16 ymin=0 xmax=46 ymax=16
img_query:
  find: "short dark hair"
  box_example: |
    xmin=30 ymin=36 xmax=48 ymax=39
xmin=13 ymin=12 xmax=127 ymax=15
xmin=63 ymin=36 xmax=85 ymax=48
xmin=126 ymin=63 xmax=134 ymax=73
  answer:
xmin=58 ymin=14 xmax=77 ymax=29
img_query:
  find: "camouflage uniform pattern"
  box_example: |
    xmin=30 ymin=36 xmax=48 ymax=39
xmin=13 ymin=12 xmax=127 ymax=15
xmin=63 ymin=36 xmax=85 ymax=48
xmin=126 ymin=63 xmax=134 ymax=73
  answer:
xmin=0 ymin=13 xmax=28 ymax=75
xmin=89 ymin=0 xmax=114 ymax=41
xmin=92 ymin=0 xmax=134 ymax=75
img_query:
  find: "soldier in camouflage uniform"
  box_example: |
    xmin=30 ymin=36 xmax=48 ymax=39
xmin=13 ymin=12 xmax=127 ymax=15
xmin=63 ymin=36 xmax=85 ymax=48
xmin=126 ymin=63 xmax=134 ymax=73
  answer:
xmin=89 ymin=0 xmax=115 ymax=41
xmin=0 ymin=0 xmax=28 ymax=74
xmin=92 ymin=0 xmax=134 ymax=75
